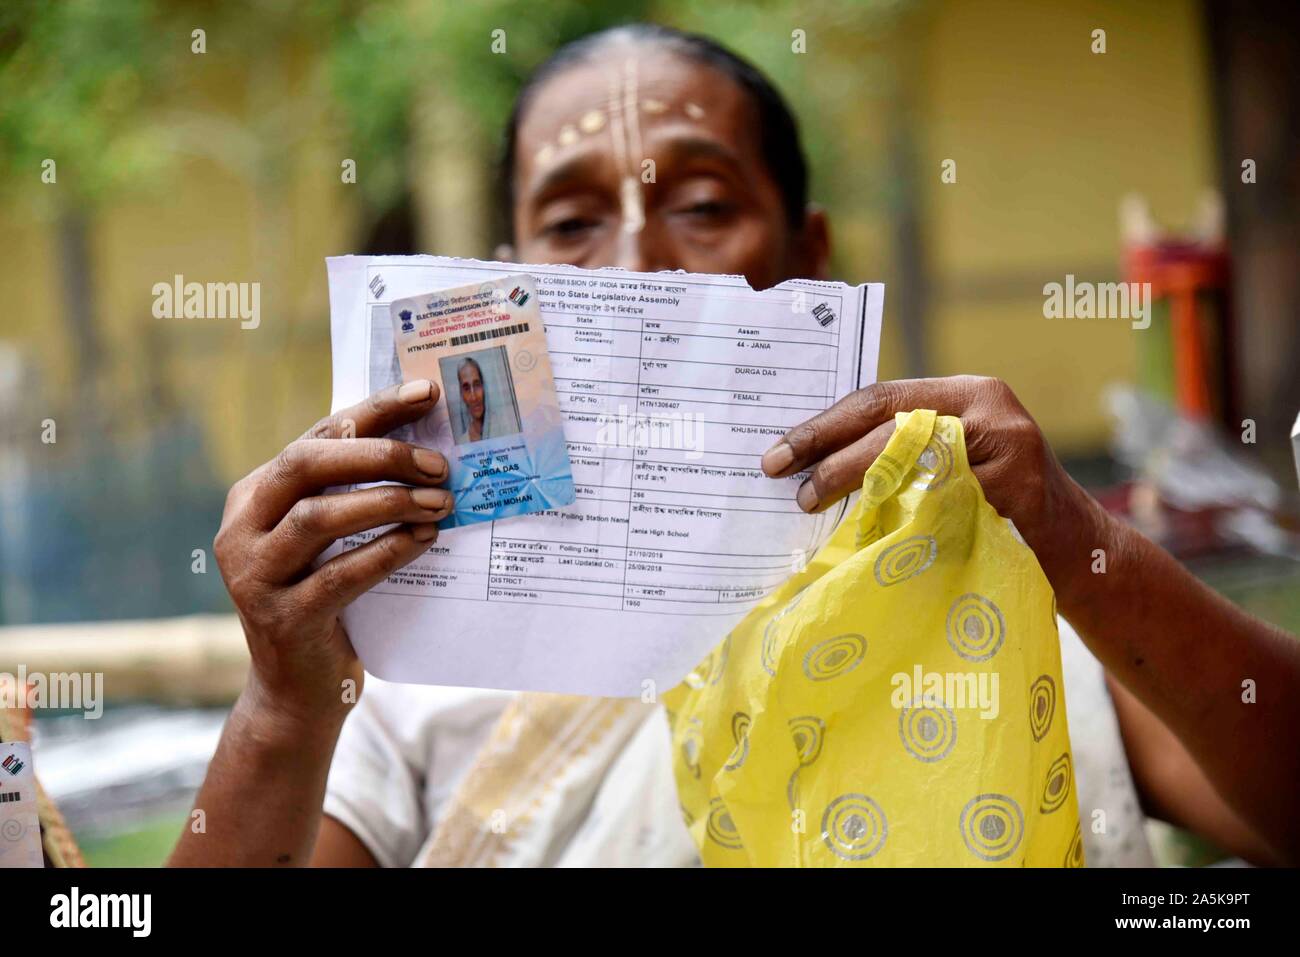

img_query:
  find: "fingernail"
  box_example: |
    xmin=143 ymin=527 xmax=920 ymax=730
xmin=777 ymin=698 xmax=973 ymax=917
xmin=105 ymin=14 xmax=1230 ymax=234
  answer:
xmin=796 ymin=480 xmax=819 ymax=512
xmin=411 ymin=487 xmax=452 ymax=512
xmin=399 ymin=379 xmax=433 ymax=403
xmin=412 ymin=447 xmax=446 ymax=478
xmin=412 ymin=523 xmax=439 ymax=542
xmin=762 ymin=442 xmax=794 ymax=475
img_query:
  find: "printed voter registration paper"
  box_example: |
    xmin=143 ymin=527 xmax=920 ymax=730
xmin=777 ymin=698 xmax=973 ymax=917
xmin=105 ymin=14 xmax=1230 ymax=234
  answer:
xmin=0 ymin=742 xmax=43 ymax=868
xmin=327 ymin=255 xmax=883 ymax=696
xmin=390 ymin=275 xmax=575 ymax=527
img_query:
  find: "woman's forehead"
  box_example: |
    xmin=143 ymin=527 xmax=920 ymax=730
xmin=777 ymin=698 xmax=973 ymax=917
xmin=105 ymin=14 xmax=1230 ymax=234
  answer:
xmin=515 ymin=47 xmax=760 ymax=184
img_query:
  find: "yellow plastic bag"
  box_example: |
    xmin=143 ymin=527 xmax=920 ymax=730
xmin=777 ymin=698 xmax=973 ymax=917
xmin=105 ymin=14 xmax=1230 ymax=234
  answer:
xmin=664 ymin=409 xmax=1083 ymax=867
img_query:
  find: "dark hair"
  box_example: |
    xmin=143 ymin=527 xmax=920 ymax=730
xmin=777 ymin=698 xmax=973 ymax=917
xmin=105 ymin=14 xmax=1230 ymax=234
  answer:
xmin=498 ymin=23 xmax=809 ymax=241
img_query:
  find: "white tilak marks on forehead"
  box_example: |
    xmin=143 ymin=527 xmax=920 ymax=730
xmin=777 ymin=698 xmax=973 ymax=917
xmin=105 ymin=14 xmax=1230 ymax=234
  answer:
xmin=608 ymin=58 xmax=646 ymax=235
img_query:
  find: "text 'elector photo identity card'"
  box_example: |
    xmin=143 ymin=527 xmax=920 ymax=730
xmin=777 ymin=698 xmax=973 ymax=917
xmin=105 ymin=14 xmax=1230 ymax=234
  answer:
xmin=391 ymin=274 xmax=575 ymax=528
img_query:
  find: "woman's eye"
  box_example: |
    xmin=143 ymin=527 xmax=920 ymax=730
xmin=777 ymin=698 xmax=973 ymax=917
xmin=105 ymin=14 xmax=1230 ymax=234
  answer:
xmin=678 ymin=200 xmax=732 ymax=219
xmin=543 ymin=217 xmax=597 ymax=237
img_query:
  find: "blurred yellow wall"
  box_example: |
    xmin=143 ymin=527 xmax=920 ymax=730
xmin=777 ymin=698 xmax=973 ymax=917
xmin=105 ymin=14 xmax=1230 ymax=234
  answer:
xmin=0 ymin=0 xmax=1217 ymax=481
xmin=914 ymin=0 xmax=1215 ymax=451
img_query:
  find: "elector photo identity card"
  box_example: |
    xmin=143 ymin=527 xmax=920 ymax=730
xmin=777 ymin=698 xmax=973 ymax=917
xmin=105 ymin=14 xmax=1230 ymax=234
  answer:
xmin=391 ymin=274 xmax=576 ymax=528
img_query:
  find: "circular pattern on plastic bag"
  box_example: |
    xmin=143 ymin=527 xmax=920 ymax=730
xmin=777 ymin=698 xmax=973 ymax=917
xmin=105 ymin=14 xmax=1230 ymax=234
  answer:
xmin=899 ymin=696 xmax=957 ymax=763
xmin=959 ymin=793 xmax=1024 ymax=862
xmin=873 ymin=535 xmax=937 ymax=586
xmin=1065 ymin=825 xmax=1085 ymax=867
xmin=786 ymin=715 xmax=826 ymax=810
xmin=761 ymin=589 xmax=807 ymax=676
xmin=679 ymin=718 xmax=703 ymax=780
xmin=821 ymin=794 xmax=888 ymax=862
xmin=706 ymin=797 xmax=743 ymax=850
xmin=911 ymin=435 xmax=954 ymax=491
xmin=1040 ymin=752 xmax=1073 ymax=813
xmin=1029 ymin=674 xmax=1056 ymax=742
xmin=946 ymin=593 xmax=1006 ymax=662
xmin=789 ymin=715 xmax=826 ymax=766
xmin=724 ymin=711 xmax=751 ymax=771
xmin=802 ymin=633 xmax=867 ymax=681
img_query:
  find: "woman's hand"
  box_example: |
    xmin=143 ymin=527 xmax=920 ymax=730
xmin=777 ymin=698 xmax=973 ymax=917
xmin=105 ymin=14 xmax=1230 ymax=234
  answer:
xmin=213 ymin=379 xmax=453 ymax=729
xmin=761 ymin=375 xmax=1110 ymax=603
xmin=172 ymin=380 xmax=452 ymax=867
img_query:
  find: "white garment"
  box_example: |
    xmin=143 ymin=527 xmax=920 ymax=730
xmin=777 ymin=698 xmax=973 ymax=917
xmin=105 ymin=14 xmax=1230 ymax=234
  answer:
xmin=450 ymin=402 xmax=519 ymax=446
xmin=1057 ymin=617 xmax=1156 ymax=866
xmin=324 ymin=618 xmax=1152 ymax=867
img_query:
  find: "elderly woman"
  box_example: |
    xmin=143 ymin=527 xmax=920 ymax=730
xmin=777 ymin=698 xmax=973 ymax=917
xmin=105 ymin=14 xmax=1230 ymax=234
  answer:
xmin=451 ymin=355 xmax=518 ymax=444
xmin=171 ymin=24 xmax=1300 ymax=867
xmin=457 ymin=357 xmax=489 ymax=443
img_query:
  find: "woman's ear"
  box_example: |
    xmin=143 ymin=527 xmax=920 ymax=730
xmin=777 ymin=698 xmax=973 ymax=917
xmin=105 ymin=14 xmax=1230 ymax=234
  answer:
xmin=493 ymin=243 xmax=516 ymax=262
xmin=796 ymin=205 xmax=831 ymax=280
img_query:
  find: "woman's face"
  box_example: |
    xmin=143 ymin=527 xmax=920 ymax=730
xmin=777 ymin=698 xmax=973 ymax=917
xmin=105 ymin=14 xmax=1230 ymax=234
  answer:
xmin=507 ymin=44 xmax=828 ymax=290
xmin=459 ymin=363 xmax=485 ymax=422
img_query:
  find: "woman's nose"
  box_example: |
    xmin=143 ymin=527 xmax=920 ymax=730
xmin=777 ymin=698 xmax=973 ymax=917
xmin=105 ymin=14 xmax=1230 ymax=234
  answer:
xmin=608 ymin=223 xmax=671 ymax=273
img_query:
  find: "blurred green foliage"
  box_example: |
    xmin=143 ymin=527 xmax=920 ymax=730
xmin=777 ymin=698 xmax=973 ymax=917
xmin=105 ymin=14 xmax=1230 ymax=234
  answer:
xmin=0 ymin=0 xmax=175 ymax=205
xmin=1 ymin=0 xmax=911 ymax=216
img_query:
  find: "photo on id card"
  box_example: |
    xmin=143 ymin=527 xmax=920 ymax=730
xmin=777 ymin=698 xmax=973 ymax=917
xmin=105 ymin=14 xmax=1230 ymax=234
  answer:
xmin=391 ymin=274 xmax=575 ymax=528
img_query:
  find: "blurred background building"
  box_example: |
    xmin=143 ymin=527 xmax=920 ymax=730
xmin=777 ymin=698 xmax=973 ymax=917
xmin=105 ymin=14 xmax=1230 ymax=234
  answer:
xmin=1 ymin=0 xmax=1297 ymax=864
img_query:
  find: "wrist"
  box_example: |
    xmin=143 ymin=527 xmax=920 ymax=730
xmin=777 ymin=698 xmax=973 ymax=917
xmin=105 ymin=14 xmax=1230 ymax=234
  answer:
xmin=234 ymin=671 xmax=353 ymax=755
xmin=1043 ymin=475 xmax=1120 ymax=615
